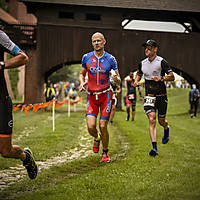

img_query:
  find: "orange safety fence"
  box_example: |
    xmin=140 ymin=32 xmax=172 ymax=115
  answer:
xmin=13 ymin=97 xmax=82 ymax=116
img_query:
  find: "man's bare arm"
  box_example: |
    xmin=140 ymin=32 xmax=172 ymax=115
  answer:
xmin=79 ymin=68 xmax=87 ymax=91
xmin=133 ymin=73 xmax=142 ymax=87
xmin=3 ymin=50 xmax=29 ymax=69
xmin=152 ymin=72 xmax=175 ymax=82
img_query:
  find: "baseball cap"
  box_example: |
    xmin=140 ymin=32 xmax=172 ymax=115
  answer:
xmin=142 ymin=39 xmax=158 ymax=47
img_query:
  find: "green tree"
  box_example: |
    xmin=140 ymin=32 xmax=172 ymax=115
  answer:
xmin=49 ymin=64 xmax=81 ymax=84
xmin=0 ymin=0 xmax=8 ymax=11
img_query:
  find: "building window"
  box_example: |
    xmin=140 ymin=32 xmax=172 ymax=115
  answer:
xmin=86 ymin=13 xmax=101 ymax=21
xmin=59 ymin=12 xmax=74 ymax=19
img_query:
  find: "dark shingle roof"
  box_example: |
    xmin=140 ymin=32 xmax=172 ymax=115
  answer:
xmin=21 ymin=0 xmax=200 ymax=13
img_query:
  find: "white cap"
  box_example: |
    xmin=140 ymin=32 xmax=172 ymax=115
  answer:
xmin=192 ymin=84 xmax=196 ymax=89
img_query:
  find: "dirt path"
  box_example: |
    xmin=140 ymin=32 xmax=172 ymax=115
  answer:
xmin=0 ymin=122 xmax=129 ymax=192
xmin=0 ymin=122 xmax=92 ymax=191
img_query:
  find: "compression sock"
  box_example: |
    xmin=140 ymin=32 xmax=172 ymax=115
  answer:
xmin=103 ymin=149 xmax=108 ymax=153
xmin=152 ymin=142 xmax=157 ymax=150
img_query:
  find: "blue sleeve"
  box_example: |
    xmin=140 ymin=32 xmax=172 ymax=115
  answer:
xmin=81 ymin=54 xmax=88 ymax=69
xmin=0 ymin=30 xmax=21 ymax=56
xmin=11 ymin=44 xmax=21 ymax=56
xmin=109 ymin=55 xmax=118 ymax=71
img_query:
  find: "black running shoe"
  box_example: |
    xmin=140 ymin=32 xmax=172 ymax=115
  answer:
xmin=149 ymin=148 xmax=158 ymax=157
xmin=23 ymin=148 xmax=38 ymax=179
xmin=126 ymin=116 xmax=129 ymax=121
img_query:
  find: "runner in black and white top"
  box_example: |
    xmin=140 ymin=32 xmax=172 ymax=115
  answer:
xmin=133 ymin=39 xmax=175 ymax=156
xmin=0 ymin=28 xmax=38 ymax=179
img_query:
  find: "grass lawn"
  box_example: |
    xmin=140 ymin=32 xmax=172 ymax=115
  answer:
xmin=0 ymin=88 xmax=200 ymax=200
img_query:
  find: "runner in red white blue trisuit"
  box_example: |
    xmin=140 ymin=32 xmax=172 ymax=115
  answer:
xmin=79 ymin=32 xmax=121 ymax=163
xmin=82 ymin=51 xmax=118 ymax=94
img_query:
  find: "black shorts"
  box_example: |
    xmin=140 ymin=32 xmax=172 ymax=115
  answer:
xmin=0 ymin=96 xmax=13 ymax=136
xmin=144 ymin=95 xmax=168 ymax=118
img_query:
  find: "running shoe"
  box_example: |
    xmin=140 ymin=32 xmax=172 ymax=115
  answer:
xmin=100 ymin=152 xmax=111 ymax=163
xmin=23 ymin=148 xmax=38 ymax=179
xmin=110 ymin=120 xmax=113 ymax=124
xmin=149 ymin=148 xmax=158 ymax=156
xmin=162 ymin=126 xmax=169 ymax=144
xmin=93 ymin=139 xmax=100 ymax=153
xmin=126 ymin=116 xmax=129 ymax=121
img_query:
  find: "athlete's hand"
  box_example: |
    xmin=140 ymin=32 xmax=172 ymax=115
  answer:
xmin=133 ymin=81 xmax=138 ymax=87
xmin=113 ymin=75 xmax=121 ymax=85
xmin=152 ymin=76 xmax=162 ymax=82
xmin=79 ymin=82 xmax=87 ymax=92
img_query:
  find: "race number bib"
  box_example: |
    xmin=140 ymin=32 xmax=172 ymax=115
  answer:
xmin=128 ymin=94 xmax=135 ymax=100
xmin=144 ymin=96 xmax=156 ymax=107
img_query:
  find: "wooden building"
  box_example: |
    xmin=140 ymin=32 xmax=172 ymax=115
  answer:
xmin=5 ymin=0 xmax=200 ymax=103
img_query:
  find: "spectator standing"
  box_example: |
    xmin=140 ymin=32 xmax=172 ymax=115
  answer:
xmin=189 ymin=84 xmax=200 ymax=118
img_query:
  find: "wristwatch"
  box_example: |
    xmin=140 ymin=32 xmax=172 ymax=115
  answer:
xmin=0 ymin=61 xmax=5 ymax=70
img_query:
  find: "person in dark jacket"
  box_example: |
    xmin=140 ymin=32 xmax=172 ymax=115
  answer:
xmin=189 ymin=84 xmax=200 ymax=118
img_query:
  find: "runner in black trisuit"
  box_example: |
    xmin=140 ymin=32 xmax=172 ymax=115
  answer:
xmin=125 ymin=72 xmax=137 ymax=121
xmin=0 ymin=28 xmax=38 ymax=179
xmin=133 ymin=39 xmax=175 ymax=156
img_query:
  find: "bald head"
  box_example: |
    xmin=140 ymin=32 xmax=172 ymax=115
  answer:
xmin=91 ymin=32 xmax=106 ymax=53
xmin=92 ymin=32 xmax=105 ymax=41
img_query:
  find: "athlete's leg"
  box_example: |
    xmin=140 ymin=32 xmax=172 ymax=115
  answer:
xmin=110 ymin=104 xmax=116 ymax=122
xmin=86 ymin=115 xmax=98 ymax=139
xmin=99 ymin=119 xmax=109 ymax=151
xmin=0 ymin=137 xmax=38 ymax=179
xmin=131 ymin=102 xmax=136 ymax=121
xmin=0 ymin=97 xmax=26 ymax=160
xmin=126 ymin=104 xmax=130 ymax=120
xmin=157 ymin=96 xmax=170 ymax=144
xmin=0 ymin=137 xmax=26 ymax=160
xmin=158 ymin=117 xmax=168 ymax=129
xmin=86 ymin=94 xmax=99 ymax=139
xmin=159 ymin=116 xmax=170 ymax=144
xmin=98 ymin=91 xmax=112 ymax=162
xmin=0 ymin=97 xmax=38 ymax=179
xmin=131 ymin=110 xmax=135 ymax=121
xmin=147 ymin=112 xmax=157 ymax=142
xmin=157 ymin=96 xmax=168 ymax=129
xmin=147 ymin=111 xmax=158 ymax=156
